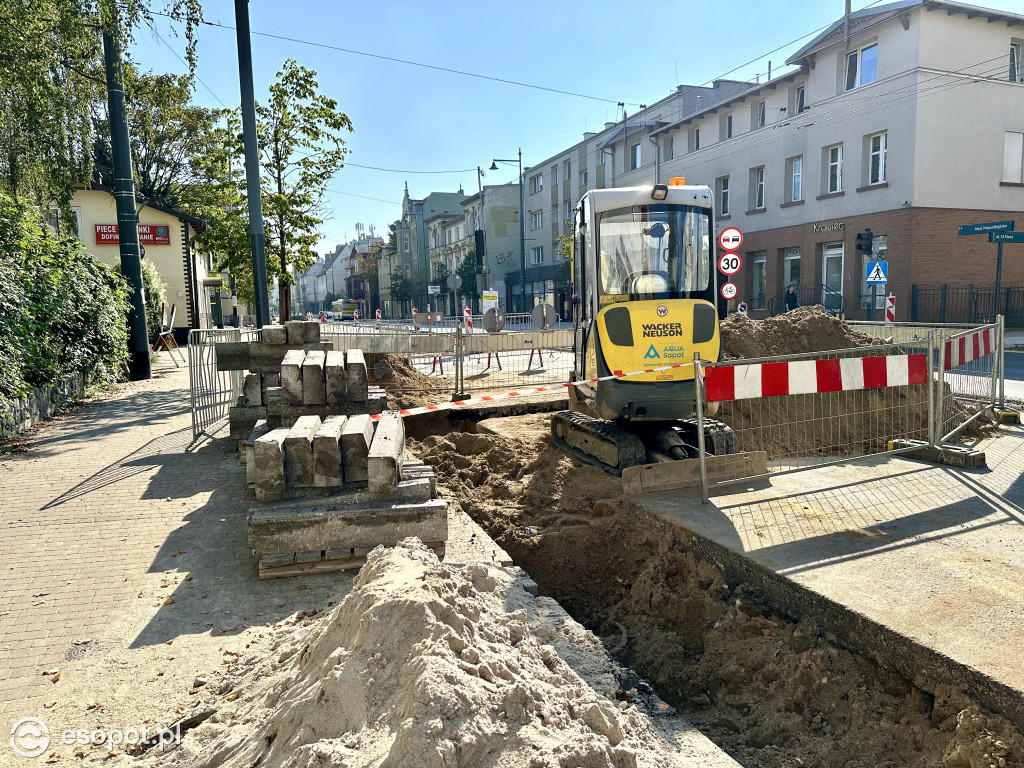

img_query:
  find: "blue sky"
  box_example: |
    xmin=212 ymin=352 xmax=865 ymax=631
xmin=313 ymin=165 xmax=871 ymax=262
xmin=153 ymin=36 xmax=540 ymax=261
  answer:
xmin=132 ymin=0 xmax=1023 ymax=253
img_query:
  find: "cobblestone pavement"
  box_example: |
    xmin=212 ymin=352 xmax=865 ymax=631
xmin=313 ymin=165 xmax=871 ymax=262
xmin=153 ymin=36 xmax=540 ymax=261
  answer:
xmin=0 ymin=357 xmax=257 ymax=720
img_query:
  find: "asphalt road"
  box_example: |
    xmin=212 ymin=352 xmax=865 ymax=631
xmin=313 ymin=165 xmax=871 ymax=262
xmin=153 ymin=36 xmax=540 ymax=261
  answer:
xmin=1007 ymin=350 xmax=1024 ymax=382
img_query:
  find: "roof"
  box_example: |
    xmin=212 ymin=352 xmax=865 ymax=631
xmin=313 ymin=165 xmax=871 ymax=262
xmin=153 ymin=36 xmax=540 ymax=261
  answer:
xmin=787 ymin=0 xmax=1024 ymax=65
xmin=86 ymin=182 xmax=206 ymax=231
xmin=598 ymin=121 xmax=662 ymax=149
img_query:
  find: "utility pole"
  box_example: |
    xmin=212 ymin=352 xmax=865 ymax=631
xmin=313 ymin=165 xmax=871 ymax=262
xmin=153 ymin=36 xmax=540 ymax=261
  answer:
xmin=234 ymin=0 xmax=271 ymax=327
xmin=101 ymin=16 xmax=150 ymax=380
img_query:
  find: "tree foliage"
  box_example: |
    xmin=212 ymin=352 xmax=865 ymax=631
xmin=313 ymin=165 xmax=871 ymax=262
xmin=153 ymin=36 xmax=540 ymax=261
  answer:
xmin=0 ymin=0 xmax=205 ymax=212
xmin=200 ymin=60 xmax=353 ymax=319
xmin=92 ymin=66 xmax=225 ymax=210
xmin=390 ymin=273 xmax=412 ymax=306
xmin=456 ymin=252 xmax=480 ymax=301
xmin=0 ymin=191 xmax=128 ymax=412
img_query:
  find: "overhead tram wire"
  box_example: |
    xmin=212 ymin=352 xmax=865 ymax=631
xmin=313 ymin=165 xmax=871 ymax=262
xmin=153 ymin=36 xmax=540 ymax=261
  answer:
xmin=148 ymin=10 xmax=636 ymax=107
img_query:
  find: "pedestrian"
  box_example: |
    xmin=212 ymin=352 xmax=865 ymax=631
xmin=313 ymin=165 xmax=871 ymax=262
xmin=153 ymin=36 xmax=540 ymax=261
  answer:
xmin=784 ymin=284 xmax=799 ymax=312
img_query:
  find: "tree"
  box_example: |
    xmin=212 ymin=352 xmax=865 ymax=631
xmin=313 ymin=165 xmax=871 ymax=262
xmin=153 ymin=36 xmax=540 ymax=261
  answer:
xmin=92 ymin=67 xmax=224 ymax=211
xmin=456 ymin=252 xmax=480 ymax=303
xmin=390 ymin=273 xmax=412 ymax=314
xmin=259 ymin=59 xmax=353 ymax=320
xmin=555 ymin=220 xmax=572 ymax=282
xmin=0 ymin=0 xmax=204 ymax=213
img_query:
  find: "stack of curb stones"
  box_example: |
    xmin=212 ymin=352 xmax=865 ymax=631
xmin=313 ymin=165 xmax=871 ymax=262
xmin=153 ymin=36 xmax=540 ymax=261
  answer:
xmin=247 ymin=411 xmax=446 ymax=578
xmin=215 ymin=322 xmax=446 ymax=579
xmin=214 ymin=320 xmax=386 ymax=439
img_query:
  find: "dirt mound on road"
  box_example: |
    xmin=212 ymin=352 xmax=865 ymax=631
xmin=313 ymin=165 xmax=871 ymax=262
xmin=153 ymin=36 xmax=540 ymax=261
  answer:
xmin=161 ymin=539 xmax=690 ymax=768
xmin=414 ymin=426 xmax=1024 ymax=768
xmin=720 ymin=305 xmax=877 ymax=359
xmin=365 ymin=352 xmax=452 ymax=409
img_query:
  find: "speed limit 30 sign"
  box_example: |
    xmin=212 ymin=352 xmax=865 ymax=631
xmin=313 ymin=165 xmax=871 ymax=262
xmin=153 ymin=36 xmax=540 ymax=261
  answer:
xmin=718 ymin=252 xmax=742 ymax=276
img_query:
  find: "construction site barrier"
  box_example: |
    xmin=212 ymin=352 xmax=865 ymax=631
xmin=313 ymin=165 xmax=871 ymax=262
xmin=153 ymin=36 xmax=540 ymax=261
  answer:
xmin=188 ymin=327 xmax=258 ymax=446
xmin=696 ymin=317 xmax=1006 ymax=502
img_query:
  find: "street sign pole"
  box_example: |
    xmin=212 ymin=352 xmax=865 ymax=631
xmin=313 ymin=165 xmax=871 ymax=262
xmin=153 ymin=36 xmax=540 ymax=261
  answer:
xmin=994 ymin=240 xmax=1003 ymax=323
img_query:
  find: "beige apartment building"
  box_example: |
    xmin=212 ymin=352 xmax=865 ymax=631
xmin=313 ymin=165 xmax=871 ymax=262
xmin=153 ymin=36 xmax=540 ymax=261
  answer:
xmin=524 ymin=0 xmax=1024 ymax=322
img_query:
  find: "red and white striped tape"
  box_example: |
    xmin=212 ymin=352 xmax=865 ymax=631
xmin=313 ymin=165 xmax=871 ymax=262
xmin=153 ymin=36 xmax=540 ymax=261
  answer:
xmin=944 ymin=328 xmax=994 ymax=370
xmin=370 ymin=361 xmax=695 ymax=419
xmin=703 ymin=353 xmax=928 ymax=403
xmin=464 ymin=308 xmax=473 ymax=329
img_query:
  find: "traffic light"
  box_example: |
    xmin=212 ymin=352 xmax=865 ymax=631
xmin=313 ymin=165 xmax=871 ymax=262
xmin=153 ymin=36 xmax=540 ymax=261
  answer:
xmin=855 ymin=228 xmax=874 ymax=255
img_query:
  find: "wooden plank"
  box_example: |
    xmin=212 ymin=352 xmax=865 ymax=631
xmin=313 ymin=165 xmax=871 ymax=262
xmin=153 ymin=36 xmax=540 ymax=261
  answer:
xmin=258 ymin=542 xmax=445 ymax=580
xmin=621 ymin=452 xmax=769 ymax=495
xmin=294 ymin=550 xmax=322 ymax=564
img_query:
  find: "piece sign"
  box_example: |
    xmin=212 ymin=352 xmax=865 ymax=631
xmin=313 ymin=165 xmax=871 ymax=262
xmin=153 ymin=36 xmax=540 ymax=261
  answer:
xmin=718 ymin=252 xmax=742 ymax=276
xmin=865 ymin=261 xmax=888 ymax=284
xmin=718 ymin=227 xmax=743 ymax=252
xmin=720 ymin=281 xmax=738 ymax=301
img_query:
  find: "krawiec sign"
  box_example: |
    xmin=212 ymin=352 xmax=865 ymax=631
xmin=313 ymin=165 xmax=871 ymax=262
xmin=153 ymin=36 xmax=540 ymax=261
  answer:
xmin=95 ymin=224 xmax=171 ymax=245
xmin=813 ymin=221 xmax=845 ymax=233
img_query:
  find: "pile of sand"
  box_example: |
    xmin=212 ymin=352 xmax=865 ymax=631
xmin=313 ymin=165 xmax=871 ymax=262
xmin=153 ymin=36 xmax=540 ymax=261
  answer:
xmin=414 ymin=429 xmax=1024 ymax=768
xmin=154 ymin=539 xmax=690 ymax=768
xmin=365 ymin=352 xmax=452 ymax=409
xmin=720 ymin=305 xmax=877 ymax=360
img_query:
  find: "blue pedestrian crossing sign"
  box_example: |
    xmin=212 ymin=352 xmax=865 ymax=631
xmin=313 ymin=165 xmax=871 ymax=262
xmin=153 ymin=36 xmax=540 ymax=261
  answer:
xmin=865 ymin=261 xmax=888 ymax=284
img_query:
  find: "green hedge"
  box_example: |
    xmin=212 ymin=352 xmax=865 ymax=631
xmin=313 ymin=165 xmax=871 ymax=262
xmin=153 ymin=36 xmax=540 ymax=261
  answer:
xmin=0 ymin=192 xmax=129 ymax=411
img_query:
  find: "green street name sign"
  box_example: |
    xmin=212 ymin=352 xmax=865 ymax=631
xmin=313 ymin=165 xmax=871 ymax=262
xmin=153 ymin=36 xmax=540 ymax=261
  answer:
xmin=958 ymin=220 xmax=1014 ymax=235
xmin=990 ymin=232 xmax=1024 ymax=243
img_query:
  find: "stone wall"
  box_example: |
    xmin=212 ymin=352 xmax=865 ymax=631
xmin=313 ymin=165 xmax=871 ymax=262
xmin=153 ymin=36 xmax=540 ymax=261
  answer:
xmin=0 ymin=372 xmax=86 ymax=440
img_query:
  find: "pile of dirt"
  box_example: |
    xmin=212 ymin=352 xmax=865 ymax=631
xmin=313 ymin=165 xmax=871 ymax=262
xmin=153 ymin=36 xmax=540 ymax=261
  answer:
xmin=155 ymin=539 xmax=690 ymax=768
xmin=414 ymin=429 xmax=1024 ymax=768
xmin=720 ymin=305 xmax=877 ymax=359
xmin=365 ymin=352 xmax=451 ymax=409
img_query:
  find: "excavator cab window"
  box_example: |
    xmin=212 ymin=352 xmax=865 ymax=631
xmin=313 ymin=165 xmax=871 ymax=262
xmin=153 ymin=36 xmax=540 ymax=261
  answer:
xmin=596 ymin=204 xmax=711 ymax=305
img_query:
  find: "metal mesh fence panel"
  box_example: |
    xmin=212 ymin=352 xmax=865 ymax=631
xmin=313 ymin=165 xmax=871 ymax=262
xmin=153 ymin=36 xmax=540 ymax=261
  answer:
xmin=458 ymin=329 xmax=574 ymax=392
xmin=938 ymin=324 xmax=997 ymax=441
xmin=188 ymin=328 xmax=256 ymax=445
xmin=701 ymin=343 xmax=933 ymax=486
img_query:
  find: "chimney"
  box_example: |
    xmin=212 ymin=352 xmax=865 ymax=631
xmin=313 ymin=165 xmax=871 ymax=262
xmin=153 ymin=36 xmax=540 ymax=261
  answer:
xmin=845 ymin=0 xmax=851 ymax=14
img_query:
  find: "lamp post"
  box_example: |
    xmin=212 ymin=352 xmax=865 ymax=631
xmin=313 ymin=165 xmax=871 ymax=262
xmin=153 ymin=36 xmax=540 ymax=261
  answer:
xmin=490 ymin=149 xmax=526 ymax=312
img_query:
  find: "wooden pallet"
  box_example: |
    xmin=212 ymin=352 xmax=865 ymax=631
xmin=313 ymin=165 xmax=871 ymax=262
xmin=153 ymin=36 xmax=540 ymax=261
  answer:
xmin=257 ymin=542 xmax=446 ymax=579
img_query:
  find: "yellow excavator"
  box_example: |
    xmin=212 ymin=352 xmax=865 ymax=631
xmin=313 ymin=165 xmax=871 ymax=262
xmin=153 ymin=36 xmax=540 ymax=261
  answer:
xmin=551 ymin=178 xmax=736 ymax=476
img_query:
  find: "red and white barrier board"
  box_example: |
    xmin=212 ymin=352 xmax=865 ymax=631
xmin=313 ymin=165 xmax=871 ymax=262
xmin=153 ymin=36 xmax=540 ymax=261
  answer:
xmin=704 ymin=353 xmax=928 ymax=403
xmin=944 ymin=328 xmax=994 ymax=370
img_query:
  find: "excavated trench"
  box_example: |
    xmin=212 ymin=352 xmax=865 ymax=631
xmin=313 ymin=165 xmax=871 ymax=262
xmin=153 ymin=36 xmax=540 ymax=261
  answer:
xmin=409 ymin=418 xmax=1024 ymax=768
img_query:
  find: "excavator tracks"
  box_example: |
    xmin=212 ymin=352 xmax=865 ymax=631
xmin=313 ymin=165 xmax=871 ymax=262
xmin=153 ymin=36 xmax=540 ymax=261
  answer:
xmin=550 ymin=411 xmax=647 ymax=476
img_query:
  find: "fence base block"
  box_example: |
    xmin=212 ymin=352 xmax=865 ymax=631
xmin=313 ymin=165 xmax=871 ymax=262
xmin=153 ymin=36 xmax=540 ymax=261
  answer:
xmin=622 ymin=451 xmax=768 ymax=495
xmin=888 ymin=439 xmax=987 ymax=469
xmin=989 ymin=407 xmax=1021 ymax=425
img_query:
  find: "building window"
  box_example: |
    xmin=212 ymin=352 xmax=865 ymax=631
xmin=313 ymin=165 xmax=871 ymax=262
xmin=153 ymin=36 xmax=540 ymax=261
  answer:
xmin=580 ymin=169 xmax=588 ymax=186
xmin=1011 ymin=41 xmax=1023 ymax=83
xmin=629 ymin=142 xmax=641 ymax=170
xmin=717 ymin=176 xmax=730 ymax=217
xmin=598 ymin=151 xmax=606 ymax=166
xmin=786 ymin=155 xmax=803 ymax=202
xmin=529 ymin=174 xmax=543 ymax=194
xmin=1004 ymin=131 xmax=1024 ymax=183
xmin=694 ymin=128 xmax=700 ymax=151
xmin=530 ymin=210 xmax=543 ymax=230
xmin=402 ymin=233 xmax=409 ymax=251
xmin=530 ymin=246 xmax=544 ymax=265
xmin=869 ymin=131 xmax=887 ymax=185
xmin=564 ymin=201 xmax=572 ymax=223
xmin=826 ymin=144 xmax=843 ymax=193
xmin=750 ymin=166 xmax=765 ymax=210
xmin=757 ymin=101 xmax=766 ymax=128
xmin=724 ymin=113 xmax=733 ymax=139
xmin=783 ymin=247 xmax=801 ymax=289
xmin=665 ymin=137 xmax=674 ymax=161
xmin=563 ymin=161 xmax=571 ymax=181
xmin=751 ymin=252 xmax=767 ymax=310
xmin=846 ymin=43 xmax=878 ymax=90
